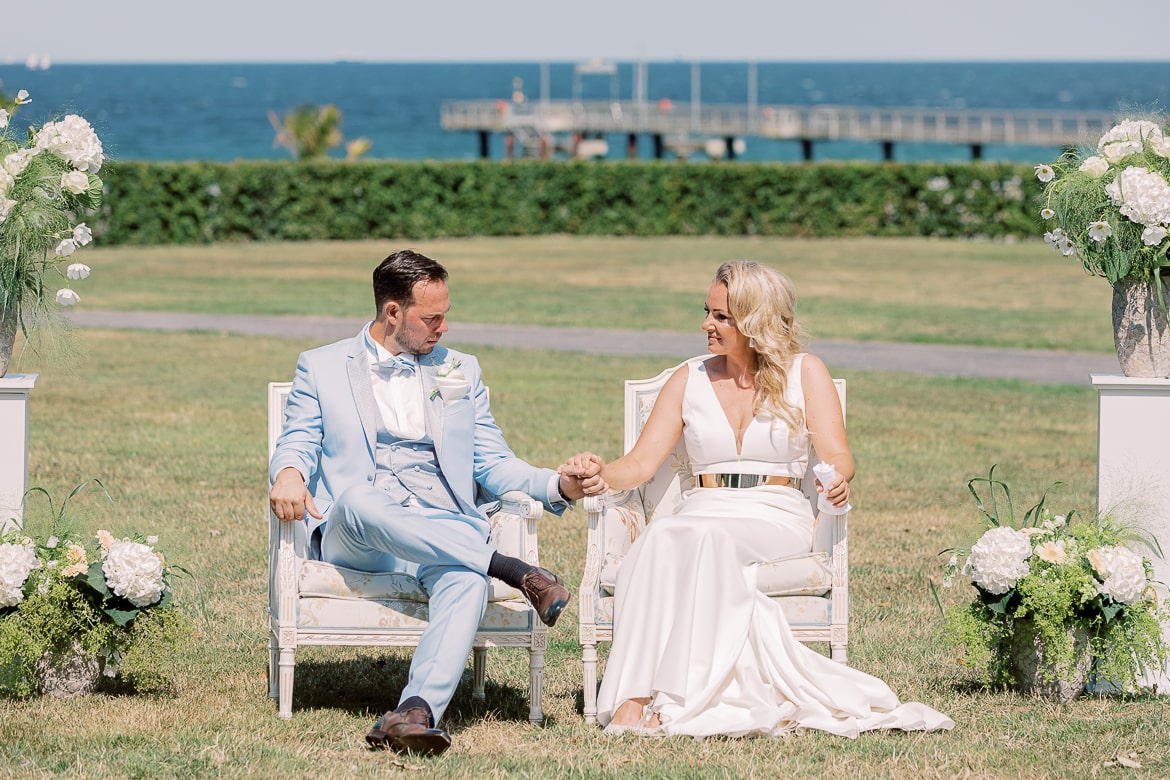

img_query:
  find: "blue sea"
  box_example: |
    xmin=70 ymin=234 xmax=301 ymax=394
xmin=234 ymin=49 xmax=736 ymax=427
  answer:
xmin=2 ymin=61 xmax=1169 ymax=164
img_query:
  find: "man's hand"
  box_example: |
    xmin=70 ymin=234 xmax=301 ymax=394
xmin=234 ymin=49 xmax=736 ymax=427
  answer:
xmin=557 ymin=452 xmax=608 ymax=498
xmin=269 ymin=467 xmax=322 ymax=522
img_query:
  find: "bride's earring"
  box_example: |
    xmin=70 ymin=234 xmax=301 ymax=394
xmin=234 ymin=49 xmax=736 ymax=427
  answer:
xmin=749 ymin=338 xmax=756 ymax=350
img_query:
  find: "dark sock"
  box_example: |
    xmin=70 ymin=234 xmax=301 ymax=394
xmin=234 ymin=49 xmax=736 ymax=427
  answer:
xmin=487 ymin=551 xmax=536 ymax=589
xmin=396 ymin=695 xmax=435 ymax=727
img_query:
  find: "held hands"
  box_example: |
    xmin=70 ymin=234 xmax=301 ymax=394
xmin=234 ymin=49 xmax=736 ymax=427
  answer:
xmin=269 ymin=467 xmax=322 ymax=522
xmin=558 ymin=452 xmax=609 ymax=498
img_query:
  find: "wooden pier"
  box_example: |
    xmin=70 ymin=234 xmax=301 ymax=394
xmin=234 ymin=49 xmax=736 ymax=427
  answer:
xmin=440 ymin=99 xmax=1117 ymax=161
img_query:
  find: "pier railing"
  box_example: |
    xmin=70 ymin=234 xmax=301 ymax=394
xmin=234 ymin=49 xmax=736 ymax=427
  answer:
xmin=441 ymin=100 xmax=1117 ymax=147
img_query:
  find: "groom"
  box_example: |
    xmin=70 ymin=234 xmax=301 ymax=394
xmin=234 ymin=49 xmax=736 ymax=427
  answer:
xmin=269 ymin=249 xmax=597 ymax=756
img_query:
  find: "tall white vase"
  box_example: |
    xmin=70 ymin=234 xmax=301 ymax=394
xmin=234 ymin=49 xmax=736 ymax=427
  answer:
xmin=1093 ymin=374 xmax=1170 ymax=693
xmin=0 ymin=373 xmax=37 ymax=533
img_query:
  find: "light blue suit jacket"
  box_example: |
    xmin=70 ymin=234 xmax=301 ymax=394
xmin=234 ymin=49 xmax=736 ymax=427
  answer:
xmin=269 ymin=328 xmax=567 ymax=543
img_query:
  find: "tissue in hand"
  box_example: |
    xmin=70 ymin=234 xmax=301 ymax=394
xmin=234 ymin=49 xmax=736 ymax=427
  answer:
xmin=812 ymin=462 xmax=850 ymax=515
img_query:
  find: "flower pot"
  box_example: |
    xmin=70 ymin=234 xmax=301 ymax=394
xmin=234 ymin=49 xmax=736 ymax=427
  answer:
xmin=35 ymin=640 xmax=106 ymax=697
xmin=1112 ymin=276 xmax=1170 ymax=379
xmin=1009 ymin=622 xmax=1091 ymax=702
xmin=0 ymin=301 xmax=16 ymax=379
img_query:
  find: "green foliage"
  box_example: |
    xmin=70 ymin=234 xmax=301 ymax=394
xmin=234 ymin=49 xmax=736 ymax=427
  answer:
xmin=941 ymin=467 xmax=1170 ymax=692
xmin=0 ymin=482 xmax=192 ymax=698
xmin=94 ymin=160 xmax=1044 ymax=246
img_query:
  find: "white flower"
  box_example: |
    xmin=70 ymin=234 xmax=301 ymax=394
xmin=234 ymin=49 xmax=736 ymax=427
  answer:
xmin=0 ymin=109 xmax=7 ymax=130
xmin=55 ymin=288 xmax=81 ymax=306
xmin=1098 ymin=119 xmax=1164 ymax=163
xmin=1088 ymin=221 xmax=1113 ymax=242
xmin=55 ymin=238 xmax=77 ymax=257
xmin=61 ymin=170 xmax=90 ymax=195
xmin=1059 ymin=237 xmax=1076 ymax=256
xmin=34 ymin=114 xmax=104 ymax=173
xmin=46 ymin=536 xmax=59 ymax=549
xmin=96 ymin=530 xmax=115 ymax=551
xmin=1088 ymin=546 xmax=1148 ymax=605
xmin=926 ymin=176 xmax=950 ymax=192
xmin=1104 ymin=166 xmax=1170 ymax=228
xmin=102 ymin=540 xmax=165 ymax=607
xmin=0 ymin=197 xmax=15 ymax=225
xmin=1078 ymin=155 xmax=1110 ymax=177
xmin=0 ymin=540 xmax=40 ymax=608
xmin=964 ymin=526 xmax=1033 ymax=595
xmin=15 ymin=89 xmax=31 ymax=105
xmin=1043 ymin=227 xmax=1065 ymax=247
xmin=3 ymin=147 xmax=37 ymax=178
xmin=1040 ymin=208 xmax=1055 ymax=220
xmin=1035 ymin=164 xmax=1055 ymax=183
xmin=66 ymin=263 xmax=91 ymax=280
xmin=73 ymin=223 xmax=93 ymax=246
xmin=1142 ymin=225 xmax=1168 ymax=246
xmin=1035 ymin=539 xmax=1067 ymax=565
xmin=432 ymin=360 xmax=470 ymax=403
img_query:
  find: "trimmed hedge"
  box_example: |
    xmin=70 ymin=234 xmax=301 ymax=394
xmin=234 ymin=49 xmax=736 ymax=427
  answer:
xmin=95 ymin=160 xmax=1043 ymax=245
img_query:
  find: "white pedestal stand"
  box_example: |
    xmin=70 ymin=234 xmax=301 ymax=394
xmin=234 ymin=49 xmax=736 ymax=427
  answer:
xmin=0 ymin=373 xmax=37 ymax=534
xmin=1092 ymin=374 xmax=1170 ymax=693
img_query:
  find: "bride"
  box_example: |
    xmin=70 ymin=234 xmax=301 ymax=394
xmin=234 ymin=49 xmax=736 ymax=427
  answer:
xmin=561 ymin=260 xmax=953 ymax=738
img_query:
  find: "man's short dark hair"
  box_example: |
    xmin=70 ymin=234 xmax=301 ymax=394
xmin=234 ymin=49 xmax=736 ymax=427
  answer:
xmin=373 ymin=250 xmax=448 ymax=312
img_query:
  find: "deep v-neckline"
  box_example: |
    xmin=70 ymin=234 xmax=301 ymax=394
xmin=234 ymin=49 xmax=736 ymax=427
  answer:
xmin=698 ymin=359 xmax=756 ymax=457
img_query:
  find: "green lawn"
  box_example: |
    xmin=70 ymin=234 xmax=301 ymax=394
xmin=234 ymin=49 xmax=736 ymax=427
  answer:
xmin=3 ymin=237 xmax=1165 ymax=779
xmin=70 ymin=235 xmax=1116 ymax=352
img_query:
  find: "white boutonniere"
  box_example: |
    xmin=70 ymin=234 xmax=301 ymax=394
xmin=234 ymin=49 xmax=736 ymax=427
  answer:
xmin=430 ymin=360 xmax=469 ymax=403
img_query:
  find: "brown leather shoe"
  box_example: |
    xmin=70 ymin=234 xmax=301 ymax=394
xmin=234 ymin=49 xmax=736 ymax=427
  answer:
xmin=365 ymin=707 xmax=451 ymax=756
xmin=520 ymin=567 xmax=571 ymax=627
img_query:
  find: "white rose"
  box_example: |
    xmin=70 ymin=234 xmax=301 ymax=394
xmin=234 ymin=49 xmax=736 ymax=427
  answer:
xmin=61 ymin=170 xmax=90 ymax=195
xmin=965 ymin=526 xmax=1033 ymax=595
xmin=102 ymin=540 xmax=165 ymax=607
xmin=1079 ymin=155 xmax=1110 ymax=177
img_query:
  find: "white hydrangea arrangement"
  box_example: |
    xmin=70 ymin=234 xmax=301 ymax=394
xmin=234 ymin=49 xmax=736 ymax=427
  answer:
xmin=0 ymin=88 xmax=105 ymax=375
xmin=938 ymin=466 xmax=1169 ymax=696
xmin=1034 ymin=118 xmax=1170 ymax=292
xmin=0 ymin=482 xmax=190 ymax=697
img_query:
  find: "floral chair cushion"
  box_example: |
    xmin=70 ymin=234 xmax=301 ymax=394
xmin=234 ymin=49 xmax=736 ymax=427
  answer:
xmin=599 ymin=551 xmax=832 ymax=598
xmin=299 ymin=560 xmax=520 ymax=603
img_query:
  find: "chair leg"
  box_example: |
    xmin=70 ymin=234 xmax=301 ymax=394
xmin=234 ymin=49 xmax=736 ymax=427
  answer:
xmin=528 ymin=646 xmax=545 ymax=724
xmin=581 ymin=642 xmax=598 ymax=724
xmin=267 ymin=635 xmax=278 ymax=700
xmin=278 ymin=646 xmax=296 ymax=719
xmin=831 ymin=643 xmax=847 ymax=664
xmin=472 ymin=647 xmax=487 ymax=701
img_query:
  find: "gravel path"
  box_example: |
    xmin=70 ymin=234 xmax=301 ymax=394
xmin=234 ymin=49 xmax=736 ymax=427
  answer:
xmin=68 ymin=310 xmax=1121 ymax=386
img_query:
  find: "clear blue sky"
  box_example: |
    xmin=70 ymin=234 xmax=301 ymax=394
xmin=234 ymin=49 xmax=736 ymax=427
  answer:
xmin=4 ymin=0 xmax=1167 ymax=64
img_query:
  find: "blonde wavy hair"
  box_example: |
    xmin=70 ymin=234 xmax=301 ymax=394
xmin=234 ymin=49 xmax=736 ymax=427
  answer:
xmin=713 ymin=260 xmax=806 ymax=430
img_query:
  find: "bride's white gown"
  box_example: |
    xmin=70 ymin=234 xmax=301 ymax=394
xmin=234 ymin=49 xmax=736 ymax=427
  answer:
xmin=596 ymin=355 xmax=954 ymax=738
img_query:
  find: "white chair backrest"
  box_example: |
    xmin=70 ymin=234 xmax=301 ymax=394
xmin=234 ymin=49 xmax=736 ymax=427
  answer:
xmin=624 ymin=359 xmax=845 ymax=524
xmin=268 ymin=383 xmax=292 ymax=459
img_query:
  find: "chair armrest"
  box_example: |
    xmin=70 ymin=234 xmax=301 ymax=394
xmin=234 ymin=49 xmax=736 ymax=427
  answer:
xmin=581 ymin=490 xmax=646 ymax=595
xmin=487 ymin=490 xmax=544 ymax=567
xmin=268 ymin=508 xmax=305 ymax=631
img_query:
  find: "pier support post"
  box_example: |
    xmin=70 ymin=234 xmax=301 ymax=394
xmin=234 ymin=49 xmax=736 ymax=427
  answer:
xmin=800 ymin=139 xmax=813 ymax=161
xmin=881 ymin=141 xmax=894 ymax=161
xmin=478 ymin=131 xmax=490 ymax=159
xmin=627 ymin=133 xmax=638 ymax=159
xmin=724 ymin=137 xmax=737 ymax=160
xmin=505 ymin=133 xmax=515 ymax=161
xmin=652 ymin=134 xmax=664 ymax=160
xmin=971 ymin=144 xmax=983 ymax=160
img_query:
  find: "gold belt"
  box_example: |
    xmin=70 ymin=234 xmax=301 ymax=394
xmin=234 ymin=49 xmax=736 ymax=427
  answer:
xmin=696 ymin=473 xmax=802 ymax=490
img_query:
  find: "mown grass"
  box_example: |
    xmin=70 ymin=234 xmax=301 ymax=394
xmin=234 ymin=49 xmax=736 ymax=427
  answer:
xmin=69 ymin=235 xmax=1115 ymax=352
xmin=4 ymin=310 xmax=1167 ymax=778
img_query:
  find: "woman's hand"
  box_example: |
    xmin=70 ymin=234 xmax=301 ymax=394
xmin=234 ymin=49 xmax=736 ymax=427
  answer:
xmin=559 ymin=452 xmax=609 ymax=495
xmin=816 ymin=473 xmax=851 ymax=509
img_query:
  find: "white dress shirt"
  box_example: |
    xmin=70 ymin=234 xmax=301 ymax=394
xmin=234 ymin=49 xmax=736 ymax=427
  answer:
xmin=366 ymin=328 xmax=427 ymax=441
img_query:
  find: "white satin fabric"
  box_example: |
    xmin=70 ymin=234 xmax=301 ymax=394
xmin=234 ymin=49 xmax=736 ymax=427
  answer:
xmin=596 ymin=359 xmax=954 ymax=738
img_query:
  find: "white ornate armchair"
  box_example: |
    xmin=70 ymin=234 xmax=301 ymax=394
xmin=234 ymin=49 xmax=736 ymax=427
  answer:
xmin=578 ymin=361 xmax=849 ymax=723
xmin=266 ymin=381 xmax=550 ymax=722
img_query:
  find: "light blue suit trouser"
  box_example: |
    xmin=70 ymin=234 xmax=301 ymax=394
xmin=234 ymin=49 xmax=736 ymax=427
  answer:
xmin=319 ymin=484 xmax=495 ymax=724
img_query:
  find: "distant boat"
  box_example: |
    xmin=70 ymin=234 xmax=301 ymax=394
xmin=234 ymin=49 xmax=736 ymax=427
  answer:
xmin=25 ymin=53 xmax=51 ymax=70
